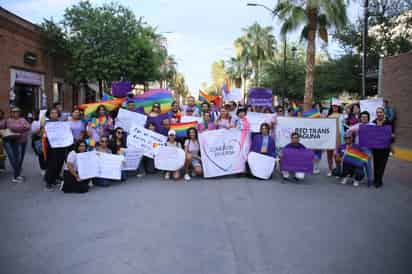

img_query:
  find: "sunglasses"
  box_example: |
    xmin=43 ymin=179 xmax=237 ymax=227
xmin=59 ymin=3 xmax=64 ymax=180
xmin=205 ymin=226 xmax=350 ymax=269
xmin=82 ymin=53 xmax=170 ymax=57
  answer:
xmin=168 ymin=134 xmax=176 ymax=137
xmin=116 ymin=131 xmax=123 ymax=134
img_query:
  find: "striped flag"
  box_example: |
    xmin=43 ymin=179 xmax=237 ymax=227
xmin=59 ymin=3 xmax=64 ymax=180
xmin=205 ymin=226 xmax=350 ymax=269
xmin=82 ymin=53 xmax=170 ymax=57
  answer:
xmin=170 ymin=121 xmax=198 ymax=138
xmin=343 ymin=147 xmax=369 ymax=167
xmin=302 ymin=108 xmax=321 ymax=118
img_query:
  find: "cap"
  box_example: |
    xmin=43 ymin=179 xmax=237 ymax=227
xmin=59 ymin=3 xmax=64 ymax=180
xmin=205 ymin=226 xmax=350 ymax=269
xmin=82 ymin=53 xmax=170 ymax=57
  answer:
xmin=168 ymin=129 xmax=176 ymax=136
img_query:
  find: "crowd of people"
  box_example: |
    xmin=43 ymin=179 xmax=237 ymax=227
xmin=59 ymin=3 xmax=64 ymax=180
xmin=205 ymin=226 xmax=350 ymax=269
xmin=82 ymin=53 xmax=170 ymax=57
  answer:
xmin=0 ymin=96 xmax=396 ymax=193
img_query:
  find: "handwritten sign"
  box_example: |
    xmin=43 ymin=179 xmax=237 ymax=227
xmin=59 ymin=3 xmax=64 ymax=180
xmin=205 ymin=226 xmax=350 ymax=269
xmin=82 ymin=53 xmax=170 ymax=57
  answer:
xmin=359 ymin=125 xmax=392 ymax=149
xmin=122 ymin=148 xmax=144 ymax=170
xmin=45 ymin=121 xmax=73 ymax=148
xmin=77 ymin=151 xmax=124 ymax=180
xmin=247 ymin=152 xmax=275 ymax=179
xmin=154 ymin=146 xmax=185 ymax=171
xmin=180 ymin=116 xmax=203 ymax=123
xmin=281 ymin=148 xmax=314 ymax=173
xmin=77 ymin=151 xmax=99 ymax=180
xmin=360 ymin=98 xmax=384 ymax=121
xmin=115 ymin=108 xmax=147 ymax=132
xmin=127 ymin=126 xmax=167 ymax=158
xmin=247 ymin=112 xmax=276 ymax=132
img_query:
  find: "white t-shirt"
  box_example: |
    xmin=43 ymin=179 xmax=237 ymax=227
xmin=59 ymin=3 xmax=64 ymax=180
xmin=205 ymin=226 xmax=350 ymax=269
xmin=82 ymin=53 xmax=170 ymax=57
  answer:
xmin=64 ymin=151 xmax=77 ymax=171
xmin=31 ymin=120 xmax=41 ymax=134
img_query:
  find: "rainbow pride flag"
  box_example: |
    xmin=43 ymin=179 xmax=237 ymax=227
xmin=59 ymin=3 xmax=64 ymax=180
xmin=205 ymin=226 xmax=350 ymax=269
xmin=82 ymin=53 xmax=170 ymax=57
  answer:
xmin=128 ymin=89 xmax=173 ymax=114
xmin=303 ymin=108 xmax=321 ymax=118
xmin=79 ymin=98 xmax=125 ymax=117
xmin=198 ymin=91 xmax=222 ymax=107
xmin=343 ymin=147 xmax=369 ymax=167
xmin=170 ymin=121 xmax=198 ymax=138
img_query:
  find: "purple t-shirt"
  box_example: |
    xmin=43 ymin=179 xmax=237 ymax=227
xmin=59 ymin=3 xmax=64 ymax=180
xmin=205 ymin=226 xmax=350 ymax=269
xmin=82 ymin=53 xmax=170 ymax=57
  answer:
xmin=284 ymin=143 xmax=306 ymax=150
xmin=70 ymin=120 xmax=85 ymax=140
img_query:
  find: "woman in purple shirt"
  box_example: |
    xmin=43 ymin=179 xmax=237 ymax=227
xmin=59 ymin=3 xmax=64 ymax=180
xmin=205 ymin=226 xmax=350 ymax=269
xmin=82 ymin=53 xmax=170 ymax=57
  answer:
xmin=251 ymin=123 xmax=276 ymax=158
xmin=197 ymin=112 xmax=216 ymax=133
xmin=2 ymin=107 xmax=30 ymax=183
xmin=70 ymin=108 xmax=86 ymax=142
xmin=281 ymin=132 xmax=306 ymax=181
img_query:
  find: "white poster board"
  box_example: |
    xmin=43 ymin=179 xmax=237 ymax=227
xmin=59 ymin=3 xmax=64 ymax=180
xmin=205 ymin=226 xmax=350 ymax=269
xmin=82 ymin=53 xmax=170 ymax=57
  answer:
xmin=154 ymin=146 xmax=185 ymax=171
xmin=115 ymin=108 xmax=147 ymax=132
xmin=45 ymin=121 xmax=73 ymax=148
xmin=247 ymin=152 xmax=276 ymax=180
xmin=246 ymin=112 xmax=276 ymax=132
xmin=199 ymin=129 xmax=250 ymax=178
xmin=127 ymin=126 xmax=167 ymax=158
xmin=276 ymin=117 xmax=337 ymax=149
xmin=360 ymin=98 xmax=384 ymax=122
xmin=77 ymin=151 xmax=124 ymax=180
xmin=180 ymin=116 xmax=203 ymax=123
xmin=223 ymin=88 xmax=242 ymax=102
xmin=122 ymin=148 xmax=144 ymax=171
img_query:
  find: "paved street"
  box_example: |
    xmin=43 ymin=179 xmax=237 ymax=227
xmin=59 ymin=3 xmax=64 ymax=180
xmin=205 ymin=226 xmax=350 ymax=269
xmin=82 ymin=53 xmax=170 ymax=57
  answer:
xmin=1 ymin=150 xmax=412 ymax=274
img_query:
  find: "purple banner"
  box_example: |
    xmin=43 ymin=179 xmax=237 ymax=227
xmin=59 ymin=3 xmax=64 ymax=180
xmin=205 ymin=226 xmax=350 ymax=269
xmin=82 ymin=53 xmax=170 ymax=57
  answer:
xmin=112 ymin=81 xmax=132 ymax=98
xmin=248 ymin=88 xmax=273 ymax=107
xmin=359 ymin=125 xmax=392 ymax=149
xmin=281 ymin=148 xmax=314 ymax=173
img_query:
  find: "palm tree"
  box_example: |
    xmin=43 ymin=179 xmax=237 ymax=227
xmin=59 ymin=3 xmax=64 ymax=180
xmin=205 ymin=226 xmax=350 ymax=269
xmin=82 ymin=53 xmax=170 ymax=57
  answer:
xmin=242 ymin=23 xmax=277 ymax=86
xmin=274 ymin=0 xmax=348 ymax=110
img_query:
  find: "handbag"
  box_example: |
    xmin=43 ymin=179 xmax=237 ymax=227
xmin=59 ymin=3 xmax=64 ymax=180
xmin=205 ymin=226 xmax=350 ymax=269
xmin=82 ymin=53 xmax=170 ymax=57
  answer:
xmin=0 ymin=128 xmax=21 ymax=140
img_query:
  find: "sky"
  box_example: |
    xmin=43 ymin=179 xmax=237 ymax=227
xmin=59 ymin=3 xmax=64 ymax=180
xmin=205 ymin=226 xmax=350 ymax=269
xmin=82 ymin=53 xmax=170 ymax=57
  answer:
xmin=1 ymin=0 xmax=361 ymax=95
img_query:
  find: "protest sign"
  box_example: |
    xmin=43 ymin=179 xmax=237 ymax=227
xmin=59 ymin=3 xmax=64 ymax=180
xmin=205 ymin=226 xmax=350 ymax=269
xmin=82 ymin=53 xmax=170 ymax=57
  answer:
xmin=122 ymin=148 xmax=144 ymax=171
xmin=281 ymin=148 xmax=314 ymax=173
xmin=247 ymin=112 xmax=276 ymax=132
xmin=77 ymin=151 xmax=124 ymax=180
xmin=111 ymin=81 xmax=132 ymax=97
xmin=45 ymin=121 xmax=73 ymax=148
xmin=180 ymin=116 xmax=203 ymax=124
xmin=154 ymin=146 xmax=185 ymax=171
xmin=199 ymin=129 xmax=250 ymax=178
xmin=248 ymin=88 xmax=273 ymax=107
xmin=276 ymin=117 xmax=337 ymax=149
xmin=223 ymin=88 xmax=242 ymax=102
xmin=247 ymin=152 xmax=276 ymax=179
xmin=127 ymin=126 xmax=167 ymax=158
xmin=115 ymin=108 xmax=147 ymax=132
xmin=360 ymin=98 xmax=383 ymax=121
xmin=359 ymin=125 xmax=392 ymax=149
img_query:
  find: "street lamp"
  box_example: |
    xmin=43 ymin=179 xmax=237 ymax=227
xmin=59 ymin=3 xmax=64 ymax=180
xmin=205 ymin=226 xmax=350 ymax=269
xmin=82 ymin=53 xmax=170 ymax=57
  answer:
xmin=247 ymin=2 xmax=288 ymax=103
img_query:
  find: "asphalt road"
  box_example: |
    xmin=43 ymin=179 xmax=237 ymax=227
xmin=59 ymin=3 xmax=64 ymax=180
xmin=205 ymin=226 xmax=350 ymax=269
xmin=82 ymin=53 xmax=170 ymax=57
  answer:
xmin=1 ymin=150 xmax=412 ymax=274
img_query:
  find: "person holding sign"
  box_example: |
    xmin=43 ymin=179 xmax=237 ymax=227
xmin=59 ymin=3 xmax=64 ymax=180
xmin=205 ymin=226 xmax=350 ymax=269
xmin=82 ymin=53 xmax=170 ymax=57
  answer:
xmin=164 ymin=130 xmax=182 ymax=180
xmin=136 ymin=122 xmax=157 ymax=177
xmin=197 ymin=112 xmax=216 ymax=133
xmin=93 ymin=136 xmax=114 ymax=187
xmin=62 ymin=140 xmax=89 ymax=193
xmin=184 ymin=127 xmax=202 ymax=181
xmin=2 ymin=107 xmax=30 ymax=183
xmin=371 ymin=107 xmax=394 ymax=188
xmin=326 ymin=103 xmax=343 ymax=177
xmin=234 ymin=108 xmax=250 ymax=132
xmin=335 ymin=134 xmax=366 ymax=187
xmin=251 ymin=123 xmax=276 ymax=158
xmin=281 ymin=133 xmax=307 ymax=181
xmin=215 ymin=107 xmax=235 ymax=129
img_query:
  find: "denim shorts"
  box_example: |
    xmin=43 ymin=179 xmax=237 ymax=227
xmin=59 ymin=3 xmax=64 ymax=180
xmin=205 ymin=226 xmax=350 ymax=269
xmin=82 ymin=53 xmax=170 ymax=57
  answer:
xmin=191 ymin=159 xmax=201 ymax=167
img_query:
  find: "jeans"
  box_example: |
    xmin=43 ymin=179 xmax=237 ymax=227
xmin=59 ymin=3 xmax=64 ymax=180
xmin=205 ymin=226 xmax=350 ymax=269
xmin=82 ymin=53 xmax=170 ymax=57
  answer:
xmin=4 ymin=141 xmax=26 ymax=178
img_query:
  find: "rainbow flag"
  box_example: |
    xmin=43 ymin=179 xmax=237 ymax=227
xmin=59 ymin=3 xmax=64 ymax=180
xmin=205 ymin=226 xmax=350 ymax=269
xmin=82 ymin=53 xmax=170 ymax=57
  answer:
xmin=170 ymin=121 xmax=198 ymax=138
xmin=222 ymin=79 xmax=230 ymax=94
xmin=303 ymin=108 xmax=321 ymax=118
xmin=79 ymin=98 xmax=125 ymax=117
xmin=102 ymin=92 xmax=114 ymax=101
xmin=343 ymin=147 xmax=369 ymax=167
xmin=128 ymin=89 xmax=173 ymax=114
xmin=198 ymin=91 xmax=222 ymax=107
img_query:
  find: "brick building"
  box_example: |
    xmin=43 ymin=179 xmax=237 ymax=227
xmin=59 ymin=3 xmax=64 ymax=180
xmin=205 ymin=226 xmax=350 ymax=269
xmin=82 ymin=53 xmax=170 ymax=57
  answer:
xmin=0 ymin=7 xmax=92 ymax=117
xmin=381 ymin=51 xmax=412 ymax=161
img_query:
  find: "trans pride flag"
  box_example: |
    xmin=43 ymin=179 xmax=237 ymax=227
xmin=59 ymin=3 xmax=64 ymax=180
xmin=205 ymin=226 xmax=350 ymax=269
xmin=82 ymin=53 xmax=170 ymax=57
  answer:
xmin=302 ymin=108 xmax=321 ymax=118
xmin=128 ymin=89 xmax=173 ymax=114
xmin=343 ymin=147 xmax=369 ymax=167
xmin=170 ymin=121 xmax=198 ymax=138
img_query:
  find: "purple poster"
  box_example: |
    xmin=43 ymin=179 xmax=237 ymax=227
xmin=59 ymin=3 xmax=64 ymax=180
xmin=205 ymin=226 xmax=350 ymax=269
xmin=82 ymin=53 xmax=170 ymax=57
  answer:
xmin=281 ymin=148 xmax=314 ymax=173
xmin=112 ymin=81 xmax=132 ymax=98
xmin=248 ymin=88 xmax=273 ymax=107
xmin=359 ymin=125 xmax=392 ymax=149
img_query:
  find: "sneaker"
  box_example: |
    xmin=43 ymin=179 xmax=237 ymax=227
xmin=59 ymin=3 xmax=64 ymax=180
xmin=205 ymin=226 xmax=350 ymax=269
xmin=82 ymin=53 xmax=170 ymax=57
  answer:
xmin=313 ymin=168 xmax=320 ymax=175
xmin=164 ymin=172 xmax=170 ymax=180
xmin=11 ymin=178 xmax=21 ymax=183
xmin=45 ymin=185 xmax=54 ymax=191
xmin=353 ymin=181 xmax=360 ymax=187
xmin=16 ymin=176 xmax=25 ymax=182
xmin=136 ymin=172 xmax=145 ymax=178
xmin=327 ymin=171 xmax=332 ymax=177
xmin=340 ymin=177 xmax=350 ymax=185
xmin=41 ymin=170 xmax=46 ymax=177
xmin=184 ymin=174 xmax=191 ymax=181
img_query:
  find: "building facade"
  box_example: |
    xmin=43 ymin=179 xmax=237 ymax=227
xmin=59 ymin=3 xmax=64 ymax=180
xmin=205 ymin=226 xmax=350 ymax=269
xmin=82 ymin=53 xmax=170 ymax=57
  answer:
xmin=382 ymin=51 xmax=412 ymax=161
xmin=0 ymin=7 xmax=85 ymax=117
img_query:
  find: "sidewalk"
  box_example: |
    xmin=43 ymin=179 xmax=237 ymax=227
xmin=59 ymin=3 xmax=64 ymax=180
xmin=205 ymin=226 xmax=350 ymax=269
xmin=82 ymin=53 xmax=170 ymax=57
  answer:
xmin=385 ymin=157 xmax=412 ymax=187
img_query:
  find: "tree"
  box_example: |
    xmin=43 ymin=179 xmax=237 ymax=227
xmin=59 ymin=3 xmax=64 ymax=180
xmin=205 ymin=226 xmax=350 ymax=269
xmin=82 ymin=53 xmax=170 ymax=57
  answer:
xmin=170 ymin=73 xmax=189 ymax=102
xmin=209 ymin=60 xmax=227 ymax=95
xmin=274 ymin=0 xmax=348 ymax=110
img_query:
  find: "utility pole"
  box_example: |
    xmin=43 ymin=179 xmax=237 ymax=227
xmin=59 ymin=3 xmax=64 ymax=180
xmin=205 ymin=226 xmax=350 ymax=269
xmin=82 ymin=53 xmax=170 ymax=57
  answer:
xmin=362 ymin=0 xmax=369 ymax=98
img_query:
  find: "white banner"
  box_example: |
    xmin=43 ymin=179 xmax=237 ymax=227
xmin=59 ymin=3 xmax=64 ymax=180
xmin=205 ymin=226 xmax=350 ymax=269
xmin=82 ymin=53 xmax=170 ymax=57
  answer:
xmin=360 ymin=98 xmax=383 ymax=122
xmin=127 ymin=126 xmax=167 ymax=158
xmin=77 ymin=151 xmax=124 ymax=180
xmin=247 ymin=152 xmax=276 ymax=180
xmin=122 ymin=148 xmax=144 ymax=171
xmin=180 ymin=116 xmax=203 ymax=123
xmin=154 ymin=146 xmax=185 ymax=171
xmin=199 ymin=129 xmax=250 ymax=178
xmin=246 ymin=112 xmax=276 ymax=132
xmin=276 ymin=117 xmax=337 ymax=149
xmin=115 ymin=108 xmax=147 ymax=132
xmin=223 ymin=88 xmax=242 ymax=102
xmin=45 ymin=121 xmax=73 ymax=148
